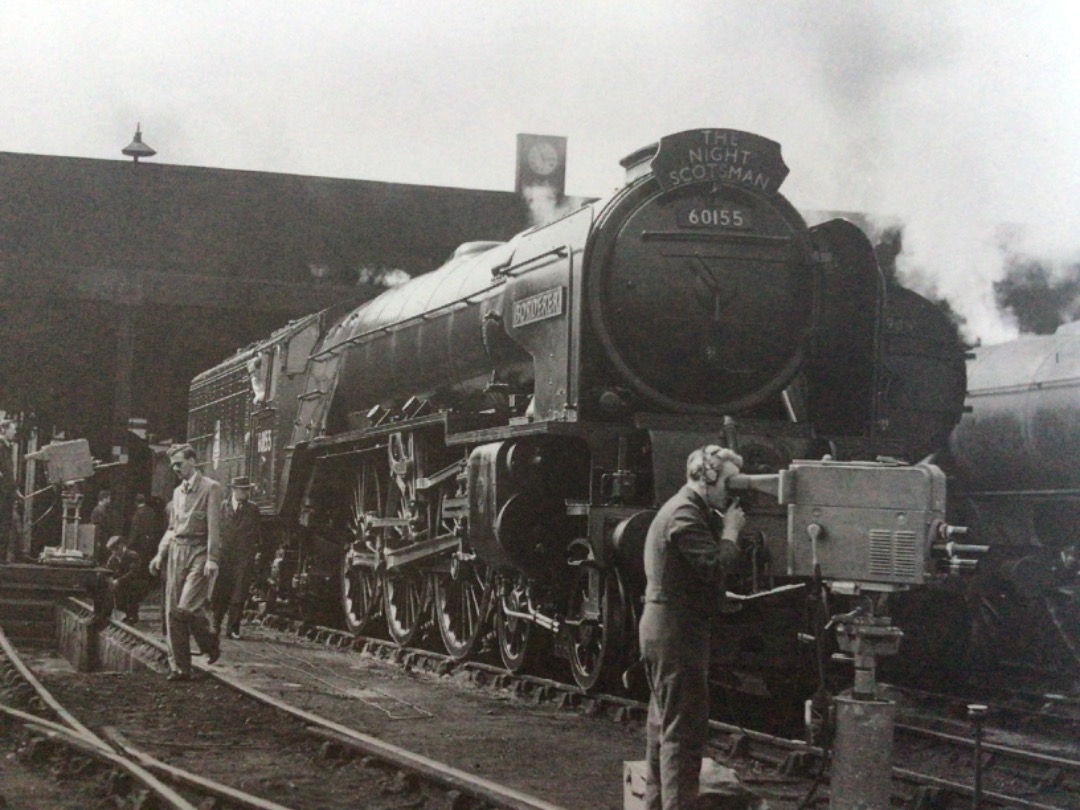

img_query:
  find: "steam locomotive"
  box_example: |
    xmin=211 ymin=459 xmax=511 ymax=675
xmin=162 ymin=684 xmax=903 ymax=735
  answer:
xmin=939 ymin=324 xmax=1080 ymax=676
xmin=187 ymin=129 xmax=972 ymax=693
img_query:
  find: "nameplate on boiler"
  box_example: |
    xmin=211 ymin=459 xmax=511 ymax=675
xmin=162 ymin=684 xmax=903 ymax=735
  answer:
xmin=512 ymin=287 xmax=565 ymax=328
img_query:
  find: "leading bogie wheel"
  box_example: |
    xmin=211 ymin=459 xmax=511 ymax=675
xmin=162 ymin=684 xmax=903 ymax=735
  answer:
xmin=567 ymin=567 xmax=629 ymax=692
xmin=495 ymin=576 xmax=535 ymax=673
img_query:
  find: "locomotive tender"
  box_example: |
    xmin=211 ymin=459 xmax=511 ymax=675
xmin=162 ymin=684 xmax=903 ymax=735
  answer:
xmin=187 ymin=129 xmax=968 ymax=691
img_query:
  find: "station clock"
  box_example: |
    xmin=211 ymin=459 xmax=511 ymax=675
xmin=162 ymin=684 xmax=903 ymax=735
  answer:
xmin=515 ymin=134 xmax=567 ymax=198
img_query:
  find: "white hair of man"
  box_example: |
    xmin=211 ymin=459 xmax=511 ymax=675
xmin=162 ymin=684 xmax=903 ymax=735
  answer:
xmin=686 ymin=444 xmax=743 ymax=485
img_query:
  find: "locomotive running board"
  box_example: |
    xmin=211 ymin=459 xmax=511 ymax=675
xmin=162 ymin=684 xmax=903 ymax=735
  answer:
xmin=307 ymin=410 xmax=499 ymax=452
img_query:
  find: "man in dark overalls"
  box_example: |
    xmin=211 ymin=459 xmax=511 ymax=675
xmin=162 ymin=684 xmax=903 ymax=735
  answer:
xmin=640 ymin=445 xmax=745 ymax=810
xmin=91 ymin=489 xmax=119 ymax=566
xmin=127 ymin=493 xmax=160 ymax=573
xmin=104 ymin=535 xmax=150 ymax=624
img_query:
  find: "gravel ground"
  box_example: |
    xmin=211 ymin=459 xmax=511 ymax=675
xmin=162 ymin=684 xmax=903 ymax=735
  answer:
xmin=0 ymin=738 xmax=100 ymax=810
xmin=25 ymin=614 xmax=791 ymax=810
xmin=10 ymin=595 xmax=1078 ymax=810
xmin=39 ymin=662 xmax=484 ymax=810
xmin=202 ymin=627 xmax=645 ymax=808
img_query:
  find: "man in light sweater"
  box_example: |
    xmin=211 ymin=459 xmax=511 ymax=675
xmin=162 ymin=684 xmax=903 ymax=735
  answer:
xmin=150 ymin=443 xmax=223 ymax=681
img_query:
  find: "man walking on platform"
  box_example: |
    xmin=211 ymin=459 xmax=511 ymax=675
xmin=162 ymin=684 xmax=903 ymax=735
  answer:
xmin=149 ymin=443 xmax=223 ymax=681
xmin=210 ymin=476 xmax=261 ymax=639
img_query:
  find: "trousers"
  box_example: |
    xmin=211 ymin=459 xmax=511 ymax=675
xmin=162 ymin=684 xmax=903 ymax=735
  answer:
xmin=165 ymin=539 xmax=217 ymax=674
xmin=110 ymin=577 xmax=150 ymax=620
xmin=639 ymin=602 xmax=711 ymax=810
xmin=210 ymin=549 xmax=255 ymax=633
xmin=0 ymin=493 xmax=13 ymax=562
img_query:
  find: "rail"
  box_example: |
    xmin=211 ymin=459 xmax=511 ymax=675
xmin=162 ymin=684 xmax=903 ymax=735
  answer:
xmin=50 ymin=602 xmax=1080 ymax=809
xmin=249 ymin=614 xmax=1079 ymax=809
xmin=0 ymin=622 xmax=302 ymax=810
xmin=59 ymin=601 xmax=573 ymax=810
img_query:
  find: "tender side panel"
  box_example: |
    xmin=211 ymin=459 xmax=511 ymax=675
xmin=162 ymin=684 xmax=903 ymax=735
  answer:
xmin=878 ymin=286 xmax=967 ymax=463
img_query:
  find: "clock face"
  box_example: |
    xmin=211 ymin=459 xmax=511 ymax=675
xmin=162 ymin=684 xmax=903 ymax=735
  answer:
xmin=527 ymin=141 xmax=560 ymax=176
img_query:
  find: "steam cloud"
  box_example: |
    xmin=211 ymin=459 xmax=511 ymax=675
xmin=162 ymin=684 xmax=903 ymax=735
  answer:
xmin=795 ymin=2 xmax=1080 ymax=345
xmin=354 ymin=264 xmax=411 ymax=288
xmin=522 ymin=184 xmax=589 ymax=229
xmin=993 ymin=236 xmax=1080 ymax=335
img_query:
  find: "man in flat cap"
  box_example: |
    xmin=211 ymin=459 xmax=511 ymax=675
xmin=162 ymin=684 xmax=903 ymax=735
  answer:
xmin=210 ymin=475 xmax=262 ymax=640
xmin=105 ymin=535 xmax=150 ymax=624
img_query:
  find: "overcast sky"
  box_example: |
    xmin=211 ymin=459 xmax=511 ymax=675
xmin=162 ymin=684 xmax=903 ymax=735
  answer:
xmin=3 ymin=1 xmax=1078 ymax=343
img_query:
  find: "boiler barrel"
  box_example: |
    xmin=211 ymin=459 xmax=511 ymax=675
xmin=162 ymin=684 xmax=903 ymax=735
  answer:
xmin=949 ymin=323 xmax=1080 ymax=492
xmin=326 ymin=241 xmax=530 ymax=418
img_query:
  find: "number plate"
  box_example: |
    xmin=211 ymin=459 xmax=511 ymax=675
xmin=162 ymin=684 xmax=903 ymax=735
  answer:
xmin=676 ymin=205 xmax=752 ymax=230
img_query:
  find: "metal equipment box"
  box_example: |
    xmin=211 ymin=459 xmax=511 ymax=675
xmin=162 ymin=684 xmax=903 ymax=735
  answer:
xmin=782 ymin=460 xmax=946 ymax=588
xmin=26 ymin=439 xmax=95 ymax=484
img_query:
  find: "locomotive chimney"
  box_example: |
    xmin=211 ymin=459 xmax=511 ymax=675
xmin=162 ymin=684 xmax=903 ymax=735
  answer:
xmin=619 ymin=142 xmax=658 ymax=184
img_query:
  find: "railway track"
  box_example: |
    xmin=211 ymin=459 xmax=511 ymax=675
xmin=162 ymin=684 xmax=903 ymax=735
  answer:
xmin=0 ymin=614 xmax=570 ymax=810
xmin=0 ymin=623 xmax=237 ymax=810
xmin=248 ymin=612 xmax=1080 ymax=809
xmin=7 ymin=600 xmax=807 ymax=809
xmin=7 ymin=598 xmax=1080 ymax=809
xmin=892 ymin=682 xmax=1080 ymax=742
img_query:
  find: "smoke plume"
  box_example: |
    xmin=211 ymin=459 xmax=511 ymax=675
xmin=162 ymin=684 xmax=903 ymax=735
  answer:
xmin=993 ymin=233 xmax=1080 ymax=334
xmin=522 ymin=184 xmax=591 ymax=229
xmin=795 ymin=2 xmax=1080 ymax=346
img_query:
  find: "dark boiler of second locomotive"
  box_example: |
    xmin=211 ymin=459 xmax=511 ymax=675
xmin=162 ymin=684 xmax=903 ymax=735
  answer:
xmin=950 ymin=322 xmax=1080 ymax=493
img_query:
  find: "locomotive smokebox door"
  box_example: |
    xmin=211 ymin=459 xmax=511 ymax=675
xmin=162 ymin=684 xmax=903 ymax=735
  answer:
xmin=781 ymin=460 xmax=947 ymax=588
